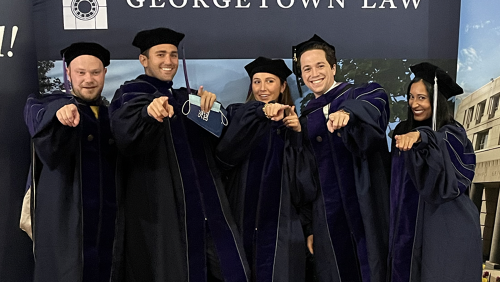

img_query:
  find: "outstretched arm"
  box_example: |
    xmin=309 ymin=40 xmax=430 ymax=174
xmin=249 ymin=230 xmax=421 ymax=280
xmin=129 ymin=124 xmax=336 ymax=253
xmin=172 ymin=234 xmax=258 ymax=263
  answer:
xmin=109 ymin=82 xmax=169 ymax=155
xmin=404 ymin=124 xmax=476 ymax=204
xmin=336 ymin=83 xmax=390 ymax=157
xmin=216 ymin=101 xmax=277 ymax=169
xmin=24 ymin=92 xmax=78 ymax=169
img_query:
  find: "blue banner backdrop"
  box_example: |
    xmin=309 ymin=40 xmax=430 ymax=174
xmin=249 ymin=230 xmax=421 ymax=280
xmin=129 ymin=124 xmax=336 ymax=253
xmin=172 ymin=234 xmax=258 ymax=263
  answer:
xmin=32 ymin=0 xmax=461 ymax=60
xmin=0 ymin=1 xmax=39 ymax=281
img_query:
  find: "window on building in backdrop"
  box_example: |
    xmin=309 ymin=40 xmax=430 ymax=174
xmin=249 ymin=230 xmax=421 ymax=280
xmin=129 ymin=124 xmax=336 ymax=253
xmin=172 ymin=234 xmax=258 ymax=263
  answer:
xmin=465 ymin=106 xmax=475 ymax=128
xmin=488 ymin=93 xmax=500 ymax=119
xmin=476 ymin=100 xmax=486 ymax=124
xmin=475 ymin=129 xmax=489 ymax=151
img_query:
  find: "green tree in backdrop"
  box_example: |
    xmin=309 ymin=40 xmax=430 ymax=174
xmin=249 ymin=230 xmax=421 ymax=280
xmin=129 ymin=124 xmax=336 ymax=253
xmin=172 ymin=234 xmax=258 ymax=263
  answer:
xmin=38 ymin=60 xmax=64 ymax=94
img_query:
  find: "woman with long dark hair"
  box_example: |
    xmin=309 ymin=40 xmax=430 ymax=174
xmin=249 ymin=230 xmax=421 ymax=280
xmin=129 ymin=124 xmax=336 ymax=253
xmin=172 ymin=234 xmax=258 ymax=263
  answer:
xmin=216 ymin=57 xmax=306 ymax=282
xmin=388 ymin=62 xmax=482 ymax=281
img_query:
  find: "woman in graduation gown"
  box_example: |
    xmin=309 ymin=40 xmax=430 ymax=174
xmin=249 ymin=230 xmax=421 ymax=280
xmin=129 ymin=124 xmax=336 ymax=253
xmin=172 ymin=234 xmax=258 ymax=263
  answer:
xmin=388 ymin=62 xmax=482 ymax=282
xmin=216 ymin=57 xmax=307 ymax=282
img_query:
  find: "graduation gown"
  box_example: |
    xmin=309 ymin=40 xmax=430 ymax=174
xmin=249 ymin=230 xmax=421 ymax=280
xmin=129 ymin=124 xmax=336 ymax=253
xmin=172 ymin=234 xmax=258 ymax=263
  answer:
xmin=216 ymin=101 xmax=306 ymax=282
xmin=388 ymin=120 xmax=482 ymax=282
xmin=109 ymin=75 xmax=249 ymax=282
xmin=24 ymin=92 xmax=117 ymax=282
xmin=298 ymin=82 xmax=391 ymax=282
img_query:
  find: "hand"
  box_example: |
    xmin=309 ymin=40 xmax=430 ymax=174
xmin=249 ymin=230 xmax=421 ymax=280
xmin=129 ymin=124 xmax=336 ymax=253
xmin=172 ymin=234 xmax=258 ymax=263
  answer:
xmin=327 ymin=109 xmax=350 ymax=133
xmin=56 ymin=104 xmax=80 ymax=127
xmin=197 ymin=86 xmax=216 ymax=113
xmin=395 ymin=131 xmax=421 ymax=151
xmin=147 ymin=96 xmax=174 ymax=122
xmin=263 ymin=103 xmax=290 ymax=121
xmin=283 ymin=106 xmax=301 ymax=132
xmin=307 ymin=235 xmax=314 ymax=254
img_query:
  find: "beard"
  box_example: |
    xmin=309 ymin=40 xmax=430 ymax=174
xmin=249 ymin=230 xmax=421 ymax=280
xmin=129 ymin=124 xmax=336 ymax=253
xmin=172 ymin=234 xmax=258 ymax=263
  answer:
xmin=71 ymin=86 xmax=102 ymax=103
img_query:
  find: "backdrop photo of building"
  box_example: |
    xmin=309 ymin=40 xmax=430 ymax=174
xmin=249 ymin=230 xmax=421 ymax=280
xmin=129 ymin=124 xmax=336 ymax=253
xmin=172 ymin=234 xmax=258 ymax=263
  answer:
xmin=456 ymin=76 xmax=500 ymax=268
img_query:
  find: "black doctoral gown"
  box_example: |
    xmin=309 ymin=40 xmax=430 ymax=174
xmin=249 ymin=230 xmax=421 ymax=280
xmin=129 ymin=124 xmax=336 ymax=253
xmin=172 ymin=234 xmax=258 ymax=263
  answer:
xmin=109 ymin=75 xmax=250 ymax=282
xmin=388 ymin=120 xmax=481 ymax=282
xmin=216 ymin=101 xmax=308 ymax=282
xmin=296 ymin=82 xmax=391 ymax=282
xmin=24 ymin=92 xmax=116 ymax=282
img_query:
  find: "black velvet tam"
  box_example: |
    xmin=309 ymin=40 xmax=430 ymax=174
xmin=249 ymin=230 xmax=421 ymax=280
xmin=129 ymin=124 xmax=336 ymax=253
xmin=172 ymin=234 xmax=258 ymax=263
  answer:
xmin=293 ymin=34 xmax=335 ymax=57
xmin=132 ymin=27 xmax=185 ymax=53
xmin=60 ymin=42 xmax=110 ymax=67
xmin=292 ymin=34 xmax=335 ymax=75
xmin=410 ymin=62 xmax=463 ymax=99
xmin=244 ymin=57 xmax=292 ymax=82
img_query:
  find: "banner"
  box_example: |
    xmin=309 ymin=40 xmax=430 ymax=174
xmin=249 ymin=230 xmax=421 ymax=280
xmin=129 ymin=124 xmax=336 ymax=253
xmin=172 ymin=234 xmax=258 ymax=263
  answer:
xmin=32 ymin=0 xmax=461 ymax=60
xmin=0 ymin=1 xmax=39 ymax=281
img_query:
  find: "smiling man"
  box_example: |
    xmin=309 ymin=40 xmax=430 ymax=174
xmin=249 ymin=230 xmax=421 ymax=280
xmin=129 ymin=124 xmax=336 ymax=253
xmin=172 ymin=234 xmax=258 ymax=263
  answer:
xmin=290 ymin=34 xmax=391 ymax=282
xmin=109 ymin=27 xmax=249 ymax=282
xmin=24 ymin=42 xmax=116 ymax=282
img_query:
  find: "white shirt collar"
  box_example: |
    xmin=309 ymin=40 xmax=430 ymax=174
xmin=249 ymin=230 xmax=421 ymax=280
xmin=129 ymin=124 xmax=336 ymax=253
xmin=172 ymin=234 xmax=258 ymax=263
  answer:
xmin=323 ymin=81 xmax=341 ymax=95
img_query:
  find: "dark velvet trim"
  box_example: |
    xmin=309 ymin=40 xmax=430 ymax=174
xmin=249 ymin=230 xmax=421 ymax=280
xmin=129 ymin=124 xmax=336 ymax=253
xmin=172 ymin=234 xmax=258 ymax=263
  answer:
xmin=254 ymin=127 xmax=284 ymax=282
xmin=137 ymin=75 xmax=174 ymax=94
xmin=78 ymin=104 xmax=117 ymax=282
xmin=25 ymin=92 xmax=72 ymax=137
xmin=243 ymin=135 xmax=268 ymax=271
xmin=169 ymin=116 xmax=207 ymax=282
xmin=302 ymin=83 xmax=351 ymax=116
xmin=178 ymin=119 xmax=248 ymax=282
xmin=80 ymin=105 xmax=102 ymax=281
xmin=109 ymin=76 xmax=173 ymax=114
xmin=444 ymin=130 xmax=475 ymax=183
xmin=306 ymin=109 xmax=362 ymax=282
xmin=96 ymin=107 xmax=117 ymax=282
xmin=240 ymin=125 xmax=284 ymax=281
xmin=198 ymin=161 xmax=249 ymax=280
xmin=108 ymin=83 xmax=153 ymax=114
xmin=388 ymin=151 xmax=418 ymax=282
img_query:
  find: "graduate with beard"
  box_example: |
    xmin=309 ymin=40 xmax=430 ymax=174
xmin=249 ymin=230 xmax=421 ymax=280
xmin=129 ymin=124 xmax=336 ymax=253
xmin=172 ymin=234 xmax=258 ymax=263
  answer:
xmin=388 ymin=62 xmax=481 ymax=282
xmin=109 ymin=27 xmax=249 ymax=282
xmin=24 ymin=42 xmax=116 ymax=282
